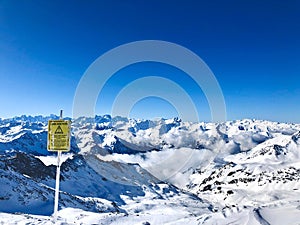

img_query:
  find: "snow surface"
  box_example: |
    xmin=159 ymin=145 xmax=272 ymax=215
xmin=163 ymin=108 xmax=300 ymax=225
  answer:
xmin=37 ymin=153 xmax=74 ymax=166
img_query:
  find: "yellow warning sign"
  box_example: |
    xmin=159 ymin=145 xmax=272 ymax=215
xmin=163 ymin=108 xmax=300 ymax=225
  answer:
xmin=47 ymin=120 xmax=71 ymax=151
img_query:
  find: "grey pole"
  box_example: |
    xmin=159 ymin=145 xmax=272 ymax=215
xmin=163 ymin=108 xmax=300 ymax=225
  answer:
xmin=53 ymin=110 xmax=63 ymax=221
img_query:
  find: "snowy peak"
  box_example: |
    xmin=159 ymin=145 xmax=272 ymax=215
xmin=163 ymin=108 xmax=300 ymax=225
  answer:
xmin=188 ymin=123 xmax=300 ymax=210
xmin=225 ymin=132 xmax=300 ymax=166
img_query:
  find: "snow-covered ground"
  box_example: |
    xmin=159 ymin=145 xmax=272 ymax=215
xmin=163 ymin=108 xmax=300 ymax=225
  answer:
xmin=0 ymin=115 xmax=300 ymax=224
xmin=0 ymin=201 xmax=299 ymax=225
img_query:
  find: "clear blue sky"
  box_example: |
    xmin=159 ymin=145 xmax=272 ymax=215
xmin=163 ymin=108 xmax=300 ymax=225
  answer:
xmin=0 ymin=0 xmax=299 ymax=122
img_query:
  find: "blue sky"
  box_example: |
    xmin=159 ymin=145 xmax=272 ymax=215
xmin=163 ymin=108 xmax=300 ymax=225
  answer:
xmin=0 ymin=0 xmax=299 ymax=122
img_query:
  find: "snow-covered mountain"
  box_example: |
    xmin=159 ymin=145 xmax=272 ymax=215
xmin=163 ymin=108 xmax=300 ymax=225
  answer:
xmin=0 ymin=115 xmax=300 ymax=224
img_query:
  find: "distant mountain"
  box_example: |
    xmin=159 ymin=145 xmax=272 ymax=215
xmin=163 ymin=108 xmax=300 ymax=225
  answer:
xmin=0 ymin=115 xmax=300 ymax=224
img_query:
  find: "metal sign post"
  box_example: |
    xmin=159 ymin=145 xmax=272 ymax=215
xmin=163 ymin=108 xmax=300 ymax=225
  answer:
xmin=53 ymin=149 xmax=61 ymax=220
xmin=47 ymin=110 xmax=71 ymax=221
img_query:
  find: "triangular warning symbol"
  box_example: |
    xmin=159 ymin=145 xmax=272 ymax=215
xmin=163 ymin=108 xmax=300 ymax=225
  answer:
xmin=55 ymin=125 xmax=64 ymax=134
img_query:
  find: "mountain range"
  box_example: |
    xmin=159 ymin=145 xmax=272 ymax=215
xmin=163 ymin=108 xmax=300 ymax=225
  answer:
xmin=0 ymin=115 xmax=299 ymax=224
